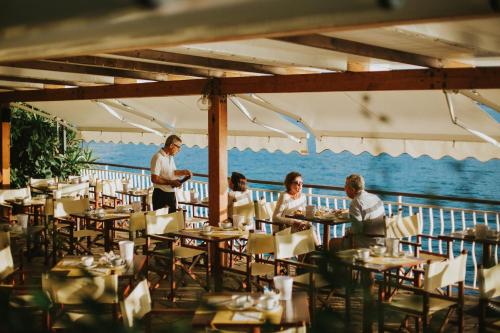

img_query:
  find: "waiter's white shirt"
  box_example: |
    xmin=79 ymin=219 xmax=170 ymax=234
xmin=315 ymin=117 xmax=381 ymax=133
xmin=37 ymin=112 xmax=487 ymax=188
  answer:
xmin=150 ymin=149 xmax=176 ymax=193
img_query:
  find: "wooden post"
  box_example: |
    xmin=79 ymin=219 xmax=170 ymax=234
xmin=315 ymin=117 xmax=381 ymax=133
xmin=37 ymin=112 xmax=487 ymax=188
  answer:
xmin=0 ymin=104 xmax=11 ymax=186
xmin=208 ymin=94 xmax=228 ymax=226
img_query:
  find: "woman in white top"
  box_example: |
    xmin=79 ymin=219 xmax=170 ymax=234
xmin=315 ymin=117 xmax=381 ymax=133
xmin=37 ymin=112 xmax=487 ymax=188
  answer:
xmin=272 ymin=172 xmax=308 ymax=230
xmin=273 ymin=171 xmax=320 ymax=244
xmin=228 ymin=172 xmax=252 ymax=218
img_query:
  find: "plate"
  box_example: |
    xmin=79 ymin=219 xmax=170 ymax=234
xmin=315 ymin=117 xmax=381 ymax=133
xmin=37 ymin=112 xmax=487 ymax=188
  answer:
xmin=354 ymin=256 xmax=372 ymax=263
xmin=255 ymin=302 xmax=280 ymax=312
xmin=79 ymin=263 xmax=98 ymax=269
xmin=227 ymin=300 xmax=254 ymax=311
xmin=200 ymin=230 xmax=213 ymax=236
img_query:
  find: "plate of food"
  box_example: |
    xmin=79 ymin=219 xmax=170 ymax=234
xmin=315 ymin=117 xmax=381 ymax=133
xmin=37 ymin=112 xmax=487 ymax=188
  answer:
xmin=292 ymin=209 xmax=304 ymax=217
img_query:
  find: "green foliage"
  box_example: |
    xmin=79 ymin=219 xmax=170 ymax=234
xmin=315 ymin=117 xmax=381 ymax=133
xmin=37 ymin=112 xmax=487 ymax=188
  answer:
xmin=9 ymin=107 xmax=95 ymax=187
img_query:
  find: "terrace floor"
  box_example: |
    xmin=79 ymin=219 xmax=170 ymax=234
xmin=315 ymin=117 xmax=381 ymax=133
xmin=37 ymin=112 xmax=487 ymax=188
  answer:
xmin=4 ymin=249 xmax=496 ymax=333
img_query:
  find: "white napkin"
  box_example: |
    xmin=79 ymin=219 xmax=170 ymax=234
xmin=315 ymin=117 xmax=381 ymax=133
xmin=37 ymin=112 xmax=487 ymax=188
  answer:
xmin=232 ymin=311 xmax=263 ymax=322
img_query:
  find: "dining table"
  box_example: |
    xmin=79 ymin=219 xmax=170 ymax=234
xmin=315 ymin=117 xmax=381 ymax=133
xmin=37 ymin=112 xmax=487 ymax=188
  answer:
xmin=335 ymin=249 xmax=426 ymax=333
xmin=192 ymin=291 xmax=310 ymax=333
xmin=286 ymin=211 xmax=351 ymax=250
xmin=439 ymin=229 xmax=500 ymax=267
xmin=70 ymin=210 xmax=131 ymax=252
xmin=166 ymin=227 xmax=244 ymax=291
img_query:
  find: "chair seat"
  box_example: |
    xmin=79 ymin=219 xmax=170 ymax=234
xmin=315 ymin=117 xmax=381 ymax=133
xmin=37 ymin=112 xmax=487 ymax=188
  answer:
xmin=174 ymin=246 xmax=205 ymax=259
xmin=232 ymin=262 xmax=275 ymax=277
xmin=73 ymin=229 xmax=101 ymax=238
xmin=386 ymin=294 xmax=456 ymax=314
xmin=293 ymin=273 xmax=330 ymax=288
xmin=133 ymin=237 xmax=160 ymax=247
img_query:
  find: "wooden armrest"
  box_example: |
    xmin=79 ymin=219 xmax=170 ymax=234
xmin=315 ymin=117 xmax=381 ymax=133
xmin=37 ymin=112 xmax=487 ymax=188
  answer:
xmin=400 ymin=240 xmax=421 ymax=247
xmin=148 ymin=234 xmax=176 ymax=242
xmin=275 ymin=258 xmax=318 ymax=270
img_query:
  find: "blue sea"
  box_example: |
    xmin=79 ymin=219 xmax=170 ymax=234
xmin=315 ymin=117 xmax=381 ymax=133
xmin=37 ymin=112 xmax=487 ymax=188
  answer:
xmin=85 ymin=142 xmax=499 ymax=209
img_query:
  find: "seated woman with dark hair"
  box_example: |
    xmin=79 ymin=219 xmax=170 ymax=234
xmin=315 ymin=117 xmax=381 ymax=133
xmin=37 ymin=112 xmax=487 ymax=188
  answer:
xmin=228 ymin=172 xmax=252 ymax=218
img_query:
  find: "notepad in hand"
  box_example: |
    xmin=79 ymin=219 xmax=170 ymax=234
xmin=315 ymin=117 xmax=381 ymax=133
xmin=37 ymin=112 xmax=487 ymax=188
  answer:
xmin=179 ymin=175 xmax=191 ymax=184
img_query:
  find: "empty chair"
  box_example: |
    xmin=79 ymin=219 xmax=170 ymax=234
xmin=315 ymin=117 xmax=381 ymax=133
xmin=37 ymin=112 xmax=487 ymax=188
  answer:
xmin=0 ymin=246 xmax=16 ymax=283
xmin=478 ymin=263 xmax=500 ymax=332
xmin=52 ymin=197 xmax=100 ymax=261
xmin=44 ymin=273 xmax=119 ymax=330
xmin=254 ymin=199 xmax=277 ymax=232
xmin=55 ymin=182 xmax=90 ymax=198
xmin=379 ymin=251 xmax=467 ymax=333
xmin=0 ymin=188 xmax=31 ymax=223
xmin=145 ymin=209 xmax=207 ymax=300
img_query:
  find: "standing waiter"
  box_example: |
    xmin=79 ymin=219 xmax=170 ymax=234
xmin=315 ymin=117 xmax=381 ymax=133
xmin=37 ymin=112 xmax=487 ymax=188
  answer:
xmin=150 ymin=134 xmax=192 ymax=211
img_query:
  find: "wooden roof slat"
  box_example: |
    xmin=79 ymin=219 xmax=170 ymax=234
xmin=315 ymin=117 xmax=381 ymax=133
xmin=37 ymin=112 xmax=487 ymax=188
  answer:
xmin=274 ymin=34 xmax=469 ymax=69
xmin=113 ymin=49 xmax=305 ymax=75
xmin=0 ymin=67 xmax=499 ymax=102
xmin=0 ymin=74 xmax=83 ymax=87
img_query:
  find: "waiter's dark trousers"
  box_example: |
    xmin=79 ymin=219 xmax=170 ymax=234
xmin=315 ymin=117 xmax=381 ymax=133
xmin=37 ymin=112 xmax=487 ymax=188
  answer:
xmin=152 ymin=188 xmax=176 ymax=212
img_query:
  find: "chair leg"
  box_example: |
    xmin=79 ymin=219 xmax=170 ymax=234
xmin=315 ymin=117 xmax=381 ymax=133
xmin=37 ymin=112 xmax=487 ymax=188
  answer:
xmin=422 ymin=312 xmax=430 ymax=333
xmin=478 ymin=299 xmax=486 ymax=333
xmin=169 ymin=258 xmax=176 ymax=301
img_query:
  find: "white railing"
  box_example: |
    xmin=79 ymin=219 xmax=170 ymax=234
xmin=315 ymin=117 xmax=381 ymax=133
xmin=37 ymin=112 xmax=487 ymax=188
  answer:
xmin=81 ymin=164 xmax=499 ymax=289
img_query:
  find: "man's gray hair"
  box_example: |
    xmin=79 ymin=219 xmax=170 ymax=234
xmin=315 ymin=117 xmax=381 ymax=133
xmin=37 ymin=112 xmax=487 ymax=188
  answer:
xmin=165 ymin=134 xmax=181 ymax=147
xmin=346 ymin=174 xmax=365 ymax=192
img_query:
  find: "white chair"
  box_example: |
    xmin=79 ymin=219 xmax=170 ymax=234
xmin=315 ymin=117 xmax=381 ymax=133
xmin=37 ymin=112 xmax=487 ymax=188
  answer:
xmin=0 ymin=246 xmax=16 ymax=283
xmin=379 ymin=251 xmax=467 ymax=333
xmin=145 ymin=209 xmax=207 ymax=300
xmin=54 ymin=182 xmax=89 ymax=198
xmin=52 ymin=198 xmax=100 ymax=261
xmin=44 ymin=273 xmax=119 ymax=329
xmin=478 ymin=263 xmax=500 ymax=332
xmin=254 ymin=199 xmax=277 ymax=232
xmin=0 ymin=188 xmax=31 ymax=223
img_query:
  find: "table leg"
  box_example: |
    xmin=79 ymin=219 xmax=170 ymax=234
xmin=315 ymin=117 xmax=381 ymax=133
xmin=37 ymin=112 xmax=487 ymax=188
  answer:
xmin=141 ymin=196 xmax=147 ymax=211
xmin=323 ymin=224 xmax=331 ymax=250
xmin=482 ymin=242 xmax=492 ymax=268
xmin=209 ymin=241 xmax=223 ymax=292
xmin=378 ymin=273 xmax=386 ymax=333
xmin=104 ymin=220 xmax=111 ymax=252
xmin=361 ymin=270 xmax=374 ymax=333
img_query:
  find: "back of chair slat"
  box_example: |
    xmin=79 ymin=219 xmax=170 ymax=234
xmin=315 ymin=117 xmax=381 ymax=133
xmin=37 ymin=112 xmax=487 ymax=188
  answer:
xmin=146 ymin=210 xmax=184 ymax=235
xmin=56 ymin=182 xmax=89 ymax=198
xmin=0 ymin=231 xmax=10 ymax=249
xmin=121 ymin=279 xmax=152 ymax=328
xmin=247 ymin=232 xmax=274 ymax=255
xmin=254 ymin=200 xmax=276 ymax=221
xmin=385 ymin=214 xmax=421 ymax=238
xmin=0 ymin=246 xmax=14 ymax=277
xmin=424 ymin=253 xmax=467 ymax=291
xmin=274 ymin=228 xmax=315 ymax=260
xmin=44 ymin=273 xmax=118 ymax=305
xmin=233 ymin=201 xmax=255 ymax=219
xmin=479 ymin=263 xmax=500 ymax=299
xmin=53 ymin=197 xmax=90 ymax=218
xmin=0 ymin=188 xmax=31 ymax=202
xmin=29 ymin=178 xmax=55 ymax=188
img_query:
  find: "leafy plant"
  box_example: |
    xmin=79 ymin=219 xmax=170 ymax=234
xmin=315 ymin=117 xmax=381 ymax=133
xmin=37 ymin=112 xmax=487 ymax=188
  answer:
xmin=9 ymin=106 xmax=95 ymax=187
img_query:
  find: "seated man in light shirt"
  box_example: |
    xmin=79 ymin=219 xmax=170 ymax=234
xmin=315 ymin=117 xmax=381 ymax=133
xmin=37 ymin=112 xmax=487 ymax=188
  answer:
xmin=344 ymin=174 xmax=386 ymax=248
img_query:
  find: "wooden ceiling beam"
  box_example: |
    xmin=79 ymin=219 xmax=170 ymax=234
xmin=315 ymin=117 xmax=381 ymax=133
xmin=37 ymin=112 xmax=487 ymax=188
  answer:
xmin=0 ymin=74 xmax=82 ymax=87
xmin=1 ymin=60 xmax=171 ymax=82
xmin=50 ymin=55 xmax=219 ymax=78
xmin=0 ymin=67 xmax=499 ymax=102
xmin=274 ymin=34 xmax=468 ymax=68
xmin=113 ymin=49 xmax=304 ymax=75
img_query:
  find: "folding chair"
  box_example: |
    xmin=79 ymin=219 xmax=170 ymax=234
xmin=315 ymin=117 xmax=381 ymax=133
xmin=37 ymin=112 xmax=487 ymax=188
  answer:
xmin=254 ymin=199 xmax=277 ymax=232
xmin=44 ymin=273 xmax=119 ymax=330
xmin=145 ymin=209 xmax=208 ymax=300
xmin=478 ymin=263 xmax=500 ymax=333
xmin=379 ymin=251 xmax=467 ymax=333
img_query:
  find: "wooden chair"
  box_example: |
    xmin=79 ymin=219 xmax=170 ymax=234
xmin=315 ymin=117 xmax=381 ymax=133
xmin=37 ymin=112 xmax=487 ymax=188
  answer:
xmin=386 ymin=214 xmax=451 ymax=262
xmin=478 ymin=263 xmax=500 ymax=333
xmin=274 ymin=228 xmax=331 ymax=315
xmin=0 ymin=188 xmax=31 ymax=224
xmin=44 ymin=273 xmax=119 ymax=330
xmin=0 ymin=246 xmax=20 ymax=284
xmin=145 ymin=209 xmax=208 ymax=300
xmin=128 ymin=211 xmax=161 ymax=254
xmin=52 ymin=197 xmax=101 ymax=262
xmin=95 ymin=180 xmax=122 ymax=209
xmin=254 ymin=199 xmax=277 ymax=232
xmin=379 ymin=251 xmax=467 ymax=333
xmin=55 ymin=182 xmax=90 ymax=198
xmin=121 ymin=279 xmax=194 ymax=333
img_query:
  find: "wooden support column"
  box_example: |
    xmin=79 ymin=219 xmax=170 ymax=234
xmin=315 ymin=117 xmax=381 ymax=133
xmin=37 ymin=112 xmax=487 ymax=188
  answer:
xmin=208 ymin=94 xmax=228 ymax=226
xmin=0 ymin=104 xmax=11 ymax=186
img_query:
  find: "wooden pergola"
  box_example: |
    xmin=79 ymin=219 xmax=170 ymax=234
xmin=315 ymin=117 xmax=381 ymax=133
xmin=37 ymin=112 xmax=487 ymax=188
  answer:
xmin=0 ymin=0 xmax=499 ymax=225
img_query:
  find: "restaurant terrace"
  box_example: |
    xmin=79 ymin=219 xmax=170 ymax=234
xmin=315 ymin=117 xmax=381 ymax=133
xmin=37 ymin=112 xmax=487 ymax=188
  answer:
xmin=0 ymin=1 xmax=499 ymax=332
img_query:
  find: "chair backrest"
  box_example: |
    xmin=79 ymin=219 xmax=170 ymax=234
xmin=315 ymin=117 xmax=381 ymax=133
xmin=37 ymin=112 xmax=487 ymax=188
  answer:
xmin=53 ymin=197 xmax=90 ymax=218
xmin=176 ymin=190 xmax=190 ymax=203
xmin=233 ymin=201 xmax=255 ymax=219
xmin=29 ymin=178 xmax=55 ymax=187
xmin=274 ymin=228 xmax=316 ymax=259
xmin=254 ymin=199 xmax=277 ymax=221
xmin=479 ymin=263 xmax=500 ymax=299
xmin=0 ymin=188 xmax=31 ymax=202
xmin=385 ymin=214 xmax=421 ymax=238
xmin=55 ymin=182 xmax=89 ymax=198
xmin=121 ymin=279 xmax=152 ymax=328
xmin=98 ymin=180 xmax=116 ymax=196
xmin=43 ymin=273 xmax=118 ymax=305
xmin=146 ymin=210 xmax=184 ymax=235
xmin=247 ymin=232 xmax=275 ymax=255
xmin=0 ymin=246 xmax=14 ymax=277
xmin=424 ymin=252 xmax=467 ymax=291
xmin=129 ymin=212 xmax=147 ymax=232
xmin=0 ymin=231 xmax=10 ymax=248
